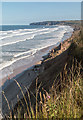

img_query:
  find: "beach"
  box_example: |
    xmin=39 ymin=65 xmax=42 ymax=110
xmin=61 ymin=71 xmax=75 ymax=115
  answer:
xmin=1 ymin=25 xmax=73 ymax=88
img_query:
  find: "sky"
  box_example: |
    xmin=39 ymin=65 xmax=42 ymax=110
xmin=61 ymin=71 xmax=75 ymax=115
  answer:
xmin=1 ymin=2 xmax=81 ymax=25
xmin=1 ymin=0 xmax=82 ymax=2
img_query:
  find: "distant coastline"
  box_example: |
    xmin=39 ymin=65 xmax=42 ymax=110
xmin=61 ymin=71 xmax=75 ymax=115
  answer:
xmin=30 ymin=20 xmax=80 ymax=26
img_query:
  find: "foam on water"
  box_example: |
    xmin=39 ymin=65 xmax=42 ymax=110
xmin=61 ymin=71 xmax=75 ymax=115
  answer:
xmin=0 ymin=25 xmax=73 ymax=80
xmin=0 ymin=28 xmax=50 ymax=40
xmin=0 ymin=28 xmax=59 ymax=47
xmin=0 ymin=34 xmax=35 ymax=46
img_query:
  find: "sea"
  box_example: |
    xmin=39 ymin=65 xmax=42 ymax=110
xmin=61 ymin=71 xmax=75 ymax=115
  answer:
xmin=0 ymin=25 xmax=73 ymax=82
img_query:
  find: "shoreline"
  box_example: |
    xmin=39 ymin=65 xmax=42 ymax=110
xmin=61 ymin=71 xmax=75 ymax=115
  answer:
xmin=1 ymin=26 xmax=73 ymax=89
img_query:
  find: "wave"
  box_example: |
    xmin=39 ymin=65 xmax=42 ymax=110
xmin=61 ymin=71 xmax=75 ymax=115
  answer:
xmin=0 ymin=27 xmax=59 ymax=47
xmin=0 ymin=28 xmax=50 ymax=40
xmin=0 ymin=34 xmax=35 ymax=47
xmin=0 ymin=27 xmax=59 ymax=41
xmin=14 ymin=49 xmax=37 ymax=58
xmin=0 ymin=49 xmax=37 ymax=71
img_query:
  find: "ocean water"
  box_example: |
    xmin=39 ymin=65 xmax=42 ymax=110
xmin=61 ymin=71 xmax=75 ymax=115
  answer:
xmin=0 ymin=25 xmax=73 ymax=81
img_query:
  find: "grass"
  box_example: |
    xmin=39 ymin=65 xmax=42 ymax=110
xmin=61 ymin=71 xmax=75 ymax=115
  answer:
xmin=2 ymin=59 xmax=83 ymax=119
